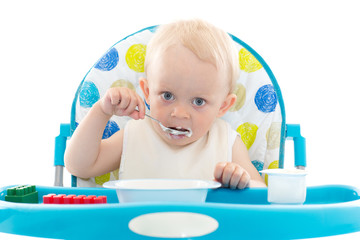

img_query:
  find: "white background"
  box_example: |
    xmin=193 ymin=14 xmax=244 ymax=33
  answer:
xmin=1 ymin=0 xmax=359 ymax=239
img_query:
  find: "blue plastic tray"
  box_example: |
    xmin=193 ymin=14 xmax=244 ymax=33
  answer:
xmin=1 ymin=185 xmax=360 ymax=239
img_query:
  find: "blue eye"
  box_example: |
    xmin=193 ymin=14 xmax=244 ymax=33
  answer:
xmin=162 ymin=92 xmax=174 ymax=101
xmin=193 ymin=98 xmax=206 ymax=106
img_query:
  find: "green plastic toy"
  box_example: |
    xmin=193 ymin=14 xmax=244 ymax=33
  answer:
xmin=5 ymin=185 xmax=38 ymax=203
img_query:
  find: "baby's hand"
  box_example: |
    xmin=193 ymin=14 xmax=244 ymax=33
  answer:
xmin=214 ymin=162 xmax=250 ymax=189
xmin=99 ymin=87 xmax=145 ymax=120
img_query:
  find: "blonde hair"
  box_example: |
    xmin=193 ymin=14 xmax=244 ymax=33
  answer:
xmin=145 ymin=19 xmax=239 ymax=92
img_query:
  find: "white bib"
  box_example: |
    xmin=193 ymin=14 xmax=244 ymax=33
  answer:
xmin=119 ymin=118 xmax=238 ymax=180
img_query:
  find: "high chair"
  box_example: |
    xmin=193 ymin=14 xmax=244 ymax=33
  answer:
xmin=1 ymin=25 xmax=359 ymax=240
xmin=54 ymin=25 xmax=306 ymax=188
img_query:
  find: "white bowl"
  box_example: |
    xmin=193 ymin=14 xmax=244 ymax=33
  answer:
xmin=103 ymin=179 xmax=221 ymax=203
xmin=260 ymin=169 xmax=307 ymax=204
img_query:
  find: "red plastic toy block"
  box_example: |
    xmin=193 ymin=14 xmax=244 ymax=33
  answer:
xmin=43 ymin=194 xmax=107 ymax=204
xmin=43 ymin=194 xmax=56 ymax=204
xmin=63 ymin=195 xmax=76 ymax=204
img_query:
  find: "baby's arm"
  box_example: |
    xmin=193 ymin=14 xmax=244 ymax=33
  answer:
xmin=64 ymin=87 xmax=145 ymax=178
xmin=214 ymin=136 xmax=266 ymax=189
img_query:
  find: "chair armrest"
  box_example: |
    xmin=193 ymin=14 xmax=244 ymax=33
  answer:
xmin=286 ymin=124 xmax=306 ymax=169
xmin=54 ymin=123 xmax=71 ymax=186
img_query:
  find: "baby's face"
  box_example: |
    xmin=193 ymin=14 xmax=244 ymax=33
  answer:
xmin=144 ymin=44 xmax=231 ymax=146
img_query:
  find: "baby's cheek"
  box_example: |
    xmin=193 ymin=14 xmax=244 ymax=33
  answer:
xmin=193 ymin=119 xmax=212 ymax=138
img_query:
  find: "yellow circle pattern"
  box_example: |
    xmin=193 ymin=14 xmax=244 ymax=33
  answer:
xmin=111 ymin=79 xmax=136 ymax=90
xmin=79 ymin=30 xmax=281 ymax=187
xmin=266 ymin=122 xmax=281 ymax=150
xmin=112 ymin=169 xmax=120 ymax=180
xmin=95 ymin=173 xmax=110 ymax=186
xmin=237 ymin=122 xmax=258 ymax=150
xmin=230 ymin=83 xmax=246 ymax=112
xmin=126 ymin=44 xmax=146 ymax=72
xmin=239 ymin=48 xmax=263 ymax=73
xmin=264 ymin=160 xmax=279 ymax=185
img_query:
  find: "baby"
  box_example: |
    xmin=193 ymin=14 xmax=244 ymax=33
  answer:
xmin=65 ymin=19 xmax=266 ymax=189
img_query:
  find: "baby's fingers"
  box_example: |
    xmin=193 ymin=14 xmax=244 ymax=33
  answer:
xmin=129 ymin=93 xmax=146 ymax=120
xmin=229 ymin=166 xmax=244 ymax=189
xmin=114 ymin=88 xmax=132 ymax=109
xmin=235 ymin=169 xmax=250 ymax=189
xmin=100 ymin=89 xmax=120 ymax=116
xmin=221 ymin=163 xmax=236 ymax=188
xmin=214 ymin=162 xmax=251 ymax=189
xmin=115 ymin=89 xmax=145 ymax=120
xmin=214 ymin=162 xmax=227 ymax=182
xmin=118 ymin=90 xmax=138 ymax=116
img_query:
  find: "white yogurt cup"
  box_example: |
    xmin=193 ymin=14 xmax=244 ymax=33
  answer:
xmin=260 ymin=169 xmax=307 ymax=204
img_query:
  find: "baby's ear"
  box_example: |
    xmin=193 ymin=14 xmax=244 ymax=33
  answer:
xmin=217 ymin=93 xmax=237 ymax=117
xmin=139 ymin=77 xmax=150 ymax=102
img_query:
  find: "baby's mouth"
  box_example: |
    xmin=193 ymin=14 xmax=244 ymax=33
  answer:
xmin=169 ymin=127 xmax=188 ymax=132
xmin=168 ymin=127 xmax=193 ymax=137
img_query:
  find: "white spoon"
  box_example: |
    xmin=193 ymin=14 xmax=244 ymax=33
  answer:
xmin=118 ymin=102 xmax=192 ymax=137
xmin=143 ymin=113 xmax=192 ymax=137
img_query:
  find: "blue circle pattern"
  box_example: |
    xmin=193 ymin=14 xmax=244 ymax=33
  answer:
xmin=254 ymin=84 xmax=277 ymax=113
xmin=76 ymin=30 xmax=279 ymax=177
xmin=79 ymin=81 xmax=100 ymax=108
xmin=251 ymin=160 xmax=264 ymax=172
xmin=102 ymin=120 xmax=120 ymax=139
xmin=95 ymin=48 xmax=119 ymax=71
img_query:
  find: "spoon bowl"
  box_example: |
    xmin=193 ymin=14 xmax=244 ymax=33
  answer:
xmin=144 ymin=113 xmax=192 ymax=137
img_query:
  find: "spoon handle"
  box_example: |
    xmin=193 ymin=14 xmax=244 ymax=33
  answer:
xmin=144 ymin=113 xmax=161 ymax=124
xmin=134 ymin=109 xmax=161 ymax=124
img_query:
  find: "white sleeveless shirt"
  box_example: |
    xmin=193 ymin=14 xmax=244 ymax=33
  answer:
xmin=119 ymin=118 xmax=238 ymax=180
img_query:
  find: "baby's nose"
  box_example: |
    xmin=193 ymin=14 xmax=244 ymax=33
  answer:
xmin=171 ymin=104 xmax=190 ymax=119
